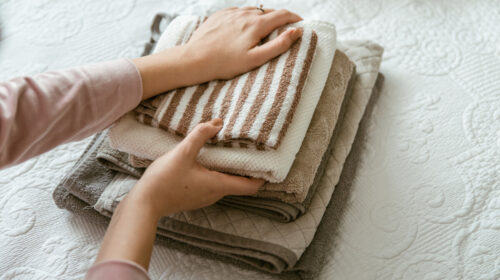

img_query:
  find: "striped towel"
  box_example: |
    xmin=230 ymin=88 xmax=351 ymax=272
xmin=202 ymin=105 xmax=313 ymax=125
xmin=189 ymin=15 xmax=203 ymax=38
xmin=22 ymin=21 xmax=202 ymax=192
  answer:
xmin=110 ymin=18 xmax=337 ymax=183
xmin=135 ymin=16 xmax=318 ymax=150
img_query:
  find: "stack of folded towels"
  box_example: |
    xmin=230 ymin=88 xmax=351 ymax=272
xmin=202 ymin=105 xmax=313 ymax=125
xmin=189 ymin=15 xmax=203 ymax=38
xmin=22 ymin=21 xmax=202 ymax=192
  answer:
xmin=53 ymin=15 xmax=383 ymax=278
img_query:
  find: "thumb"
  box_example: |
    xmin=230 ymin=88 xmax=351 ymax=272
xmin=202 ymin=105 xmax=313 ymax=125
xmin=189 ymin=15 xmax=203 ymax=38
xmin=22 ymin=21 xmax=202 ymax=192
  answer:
xmin=178 ymin=118 xmax=223 ymax=160
xmin=248 ymin=27 xmax=303 ymax=66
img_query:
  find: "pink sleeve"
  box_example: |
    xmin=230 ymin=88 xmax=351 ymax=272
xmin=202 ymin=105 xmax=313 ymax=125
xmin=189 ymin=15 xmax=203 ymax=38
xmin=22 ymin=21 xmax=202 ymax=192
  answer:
xmin=86 ymin=260 xmax=150 ymax=280
xmin=0 ymin=58 xmax=142 ymax=168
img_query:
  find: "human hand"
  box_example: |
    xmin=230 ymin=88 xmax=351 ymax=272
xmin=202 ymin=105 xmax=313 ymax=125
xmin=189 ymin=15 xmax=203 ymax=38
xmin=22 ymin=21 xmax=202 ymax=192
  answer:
xmin=185 ymin=7 xmax=303 ymax=80
xmin=128 ymin=118 xmax=264 ymax=218
xmin=96 ymin=119 xmax=262 ymax=268
xmin=134 ymin=7 xmax=303 ymax=100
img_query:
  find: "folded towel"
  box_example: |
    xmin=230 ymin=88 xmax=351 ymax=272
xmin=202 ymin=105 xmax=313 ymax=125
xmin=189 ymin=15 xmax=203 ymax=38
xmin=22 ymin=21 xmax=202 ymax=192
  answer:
xmin=54 ymin=40 xmax=383 ymax=274
xmin=108 ymin=19 xmax=337 ymax=183
xmin=136 ymin=16 xmax=318 ymax=150
xmin=124 ymin=50 xmax=356 ymax=204
xmin=98 ymin=50 xmax=356 ymax=221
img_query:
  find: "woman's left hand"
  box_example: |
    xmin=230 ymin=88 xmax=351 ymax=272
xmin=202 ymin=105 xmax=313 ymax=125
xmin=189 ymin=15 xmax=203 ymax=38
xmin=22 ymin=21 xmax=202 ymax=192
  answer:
xmin=133 ymin=7 xmax=303 ymax=100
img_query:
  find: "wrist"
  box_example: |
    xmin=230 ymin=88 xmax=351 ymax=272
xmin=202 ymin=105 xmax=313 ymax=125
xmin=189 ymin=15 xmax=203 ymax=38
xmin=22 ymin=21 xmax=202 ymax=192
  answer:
xmin=133 ymin=45 xmax=210 ymax=100
xmin=125 ymin=185 xmax=164 ymax=222
xmin=181 ymin=43 xmax=213 ymax=81
xmin=97 ymin=188 xmax=160 ymax=269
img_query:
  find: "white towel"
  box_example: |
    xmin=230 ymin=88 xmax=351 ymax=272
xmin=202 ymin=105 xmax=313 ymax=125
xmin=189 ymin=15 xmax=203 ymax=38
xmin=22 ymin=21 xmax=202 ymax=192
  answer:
xmin=109 ymin=19 xmax=337 ymax=183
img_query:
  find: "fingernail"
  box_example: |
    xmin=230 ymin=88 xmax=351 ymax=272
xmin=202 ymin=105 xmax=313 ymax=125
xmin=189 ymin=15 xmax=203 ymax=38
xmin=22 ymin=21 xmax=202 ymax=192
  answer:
xmin=212 ymin=118 xmax=223 ymax=126
xmin=291 ymin=27 xmax=303 ymax=38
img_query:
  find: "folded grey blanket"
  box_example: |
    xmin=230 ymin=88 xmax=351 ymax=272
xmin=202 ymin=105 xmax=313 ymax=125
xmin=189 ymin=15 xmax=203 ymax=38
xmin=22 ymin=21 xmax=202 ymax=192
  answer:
xmin=53 ymin=75 xmax=383 ymax=279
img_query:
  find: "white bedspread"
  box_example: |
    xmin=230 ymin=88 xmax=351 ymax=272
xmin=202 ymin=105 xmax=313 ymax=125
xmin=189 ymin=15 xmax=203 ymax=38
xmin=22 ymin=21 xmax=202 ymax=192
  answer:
xmin=0 ymin=1 xmax=498 ymax=279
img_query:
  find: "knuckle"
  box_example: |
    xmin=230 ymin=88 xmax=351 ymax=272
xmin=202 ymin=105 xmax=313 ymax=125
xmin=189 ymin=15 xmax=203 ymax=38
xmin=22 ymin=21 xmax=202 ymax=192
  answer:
xmin=247 ymin=54 xmax=263 ymax=68
xmin=277 ymin=36 xmax=291 ymax=49
xmin=196 ymin=123 xmax=212 ymax=134
xmin=176 ymin=142 xmax=193 ymax=156
xmin=241 ymin=20 xmax=253 ymax=31
xmin=277 ymin=9 xmax=289 ymax=17
xmin=252 ymin=18 xmax=264 ymax=29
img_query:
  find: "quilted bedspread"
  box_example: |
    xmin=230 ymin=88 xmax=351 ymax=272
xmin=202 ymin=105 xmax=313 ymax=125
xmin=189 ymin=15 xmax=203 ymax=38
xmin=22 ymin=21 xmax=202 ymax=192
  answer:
xmin=0 ymin=0 xmax=499 ymax=279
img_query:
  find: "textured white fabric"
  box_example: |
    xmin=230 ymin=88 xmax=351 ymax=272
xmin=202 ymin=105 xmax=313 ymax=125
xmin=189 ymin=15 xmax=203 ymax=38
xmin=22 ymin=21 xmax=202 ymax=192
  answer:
xmin=0 ymin=1 xmax=499 ymax=280
xmin=108 ymin=20 xmax=336 ymax=183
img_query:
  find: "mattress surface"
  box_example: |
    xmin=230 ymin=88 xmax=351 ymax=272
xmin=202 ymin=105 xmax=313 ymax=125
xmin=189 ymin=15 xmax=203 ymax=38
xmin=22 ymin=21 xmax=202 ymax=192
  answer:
xmin=0 ymin=0 xmax=499 ymax=279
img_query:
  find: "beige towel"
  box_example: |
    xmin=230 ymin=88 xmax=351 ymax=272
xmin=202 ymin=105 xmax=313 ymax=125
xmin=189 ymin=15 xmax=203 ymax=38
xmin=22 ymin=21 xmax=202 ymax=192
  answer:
xmin=136 ymin=17 xmax=318 ymax=150
xmin=108 ymin=18 xmax=337 ymax=183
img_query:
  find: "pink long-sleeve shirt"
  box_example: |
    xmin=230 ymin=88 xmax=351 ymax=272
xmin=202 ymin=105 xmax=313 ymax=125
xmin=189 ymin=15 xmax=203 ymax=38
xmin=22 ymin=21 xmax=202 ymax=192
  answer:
xmin=0 ymin=59 xmax=150 ymax=279
xmin=0 ymin=59 xmax=142 ymax=168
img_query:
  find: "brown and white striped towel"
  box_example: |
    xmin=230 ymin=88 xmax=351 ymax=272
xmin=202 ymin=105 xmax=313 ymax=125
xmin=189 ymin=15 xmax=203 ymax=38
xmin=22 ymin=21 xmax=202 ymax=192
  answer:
xmin=135 ymin=18 xmax=318 ymax=150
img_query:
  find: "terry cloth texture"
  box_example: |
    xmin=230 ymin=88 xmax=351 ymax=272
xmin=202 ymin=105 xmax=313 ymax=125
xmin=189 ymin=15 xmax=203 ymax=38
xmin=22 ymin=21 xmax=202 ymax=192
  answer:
xmin=53 ymin=40 xmax=383 ymax=275
xmin=108 ymin=17 xmax=337 ymax=183
xmin=136 ymin=16 xmax=319 ymax=151
xmin=119 ymin=50 xmax=357 ymax=207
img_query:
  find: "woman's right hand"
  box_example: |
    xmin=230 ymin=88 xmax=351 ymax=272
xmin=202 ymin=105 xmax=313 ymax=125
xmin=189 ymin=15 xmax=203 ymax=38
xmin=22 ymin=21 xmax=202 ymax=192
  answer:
xmin=128 ymin=118 xmax=264 ymax=218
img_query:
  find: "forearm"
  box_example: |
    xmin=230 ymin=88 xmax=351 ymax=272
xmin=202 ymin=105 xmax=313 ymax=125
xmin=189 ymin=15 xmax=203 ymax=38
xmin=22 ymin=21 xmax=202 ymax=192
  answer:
xmin=0 ymin=59 xmax=142 ymax=168
xmin=96 ymin=189 xmax=160 ymax=269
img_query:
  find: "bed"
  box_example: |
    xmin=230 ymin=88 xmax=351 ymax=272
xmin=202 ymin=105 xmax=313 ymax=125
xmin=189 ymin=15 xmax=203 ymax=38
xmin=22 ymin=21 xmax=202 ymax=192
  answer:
xmin=0 ymin=0 xmax=498 ymax=279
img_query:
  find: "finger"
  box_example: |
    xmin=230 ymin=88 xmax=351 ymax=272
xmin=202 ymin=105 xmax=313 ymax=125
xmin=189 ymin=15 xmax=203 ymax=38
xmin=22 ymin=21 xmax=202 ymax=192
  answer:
xmin=215 ymin=172 xmax=264 ymax=196
xmin=178 ymin=118 xmax=223 ymax=160
xmin=248 ymin=27 xmax=303 ymax=67
xmin=255 ymin=9 xmax=302 ymax=37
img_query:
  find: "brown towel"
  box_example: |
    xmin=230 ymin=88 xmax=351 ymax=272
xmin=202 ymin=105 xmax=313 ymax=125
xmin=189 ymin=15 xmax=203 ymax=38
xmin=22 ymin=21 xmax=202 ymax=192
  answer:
xmin=135 ymin=16 xmax=318 ymax=150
